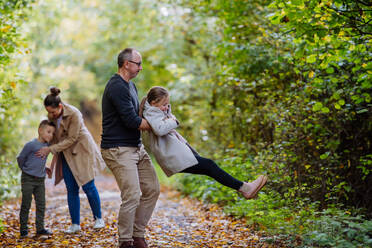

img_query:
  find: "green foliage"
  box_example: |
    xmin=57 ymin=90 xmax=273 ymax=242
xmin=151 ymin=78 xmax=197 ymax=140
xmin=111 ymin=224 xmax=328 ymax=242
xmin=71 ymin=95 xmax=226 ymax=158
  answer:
xmin=170 ymin=1 xmax=371 ymax=245
xmin=177 ymin=150 xmax=306 ymax=234
xmin=0 ymin=0 xmax=33 ymax=201
xmin=176 ymin=149 xmax=372 ymax=247
xmin=0 ymin=0 xmax=30 ymax=66
xmin=301 ymin=211 xmax=372 ymax=248
xmin=267 ymin=0 xmax=372 ymax=212
xmin=172 ymin=0 xmax=372 ymax=215
xmin=0 ymin=0 xmax=34 ymax=232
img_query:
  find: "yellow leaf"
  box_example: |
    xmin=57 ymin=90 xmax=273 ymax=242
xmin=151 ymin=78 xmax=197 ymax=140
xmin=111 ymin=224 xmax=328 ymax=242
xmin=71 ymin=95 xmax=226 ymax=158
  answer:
xmin=0 ymin=25 xmax=11 ymax=32
xmin=323 ymin=36 xmax=331 ymax=42
xmin=309 ymin=71 xmax=315 ymax=78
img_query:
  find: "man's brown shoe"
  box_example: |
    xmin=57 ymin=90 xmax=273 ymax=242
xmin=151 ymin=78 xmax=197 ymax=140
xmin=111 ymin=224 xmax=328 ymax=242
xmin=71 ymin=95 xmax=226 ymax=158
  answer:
xmin=133 ymin=237 xmax=148 ymax=248
xmin=119 ymin=241 xmax=134 ymax=248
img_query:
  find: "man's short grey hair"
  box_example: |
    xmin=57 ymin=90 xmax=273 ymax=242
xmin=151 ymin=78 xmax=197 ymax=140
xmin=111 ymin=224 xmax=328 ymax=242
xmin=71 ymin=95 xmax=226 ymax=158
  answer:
xmin=118 ymin=48 xmax=136 ymax=68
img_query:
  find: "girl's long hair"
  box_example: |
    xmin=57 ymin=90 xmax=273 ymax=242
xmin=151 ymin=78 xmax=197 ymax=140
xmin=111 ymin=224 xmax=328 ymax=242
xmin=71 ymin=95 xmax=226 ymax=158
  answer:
xmin=139 ymin=86 xmax=169 ymax=117
xmin=139 ymin=96 xmax=147 ymax=118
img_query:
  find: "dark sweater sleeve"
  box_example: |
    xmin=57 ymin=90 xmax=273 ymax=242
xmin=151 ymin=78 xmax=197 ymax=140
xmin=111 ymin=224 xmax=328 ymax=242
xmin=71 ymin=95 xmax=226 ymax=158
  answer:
xmin=109 ymin=82 xmax=142 ymax=129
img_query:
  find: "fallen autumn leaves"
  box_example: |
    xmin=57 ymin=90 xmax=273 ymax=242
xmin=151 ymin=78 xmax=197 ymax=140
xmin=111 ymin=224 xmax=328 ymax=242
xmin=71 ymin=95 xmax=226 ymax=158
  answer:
xmin=0 ymin=173 xmax=282 ymax=247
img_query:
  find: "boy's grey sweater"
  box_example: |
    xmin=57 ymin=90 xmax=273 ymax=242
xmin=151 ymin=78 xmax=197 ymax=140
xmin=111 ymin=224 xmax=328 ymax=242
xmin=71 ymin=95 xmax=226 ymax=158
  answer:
xmin=17 ymin=138 xmax=48 ymax=178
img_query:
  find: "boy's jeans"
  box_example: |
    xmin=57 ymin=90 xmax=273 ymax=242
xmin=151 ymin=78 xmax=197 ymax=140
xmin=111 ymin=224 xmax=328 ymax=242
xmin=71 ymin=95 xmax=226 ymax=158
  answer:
xmin=61 ymin=154 xmax=102 ymax=224
xmin=20 ymin=172 xmax=45 ymax=232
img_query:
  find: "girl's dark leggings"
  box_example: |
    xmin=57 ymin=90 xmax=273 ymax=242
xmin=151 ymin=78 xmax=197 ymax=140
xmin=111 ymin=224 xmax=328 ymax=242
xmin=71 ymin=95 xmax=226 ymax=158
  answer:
xmin=180 ymin=154 xmax=243 ymax=190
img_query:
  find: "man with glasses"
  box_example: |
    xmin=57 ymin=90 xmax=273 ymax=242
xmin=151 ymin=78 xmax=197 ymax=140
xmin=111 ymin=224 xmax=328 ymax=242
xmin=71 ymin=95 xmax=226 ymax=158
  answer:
xmin=101 ymin=48 xmax=160 ymax=248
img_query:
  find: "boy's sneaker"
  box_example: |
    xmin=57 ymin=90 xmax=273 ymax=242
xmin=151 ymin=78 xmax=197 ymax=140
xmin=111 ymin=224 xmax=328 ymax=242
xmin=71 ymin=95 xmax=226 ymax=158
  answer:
xmin=20 ymin=230 xmax=28 ymax=238
xmin=65 ymin=224 xmax=81 ymax=234
xmin=93 ymin=218 xmax=105 ymax=229
xmin=36 ymin=229 xmax=52 ymax=236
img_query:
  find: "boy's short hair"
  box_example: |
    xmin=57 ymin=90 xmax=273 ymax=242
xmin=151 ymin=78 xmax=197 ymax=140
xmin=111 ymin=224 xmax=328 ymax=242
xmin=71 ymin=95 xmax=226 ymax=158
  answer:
xmin=38 ymin=120 xmax=55 ymax=129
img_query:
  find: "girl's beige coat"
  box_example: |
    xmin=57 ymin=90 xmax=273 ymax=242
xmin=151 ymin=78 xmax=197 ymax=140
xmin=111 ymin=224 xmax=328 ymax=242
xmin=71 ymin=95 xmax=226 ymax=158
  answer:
xmin=49 ymin=103 xmax=105 ymax=186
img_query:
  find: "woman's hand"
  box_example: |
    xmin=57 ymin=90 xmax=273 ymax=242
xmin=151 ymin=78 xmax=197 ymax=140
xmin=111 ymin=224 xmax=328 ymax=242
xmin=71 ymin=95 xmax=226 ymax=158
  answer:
xmin=35 ymin=147 xmax=51 ymax=160
xmin=46 ymin=167 xmax=52 ymax=178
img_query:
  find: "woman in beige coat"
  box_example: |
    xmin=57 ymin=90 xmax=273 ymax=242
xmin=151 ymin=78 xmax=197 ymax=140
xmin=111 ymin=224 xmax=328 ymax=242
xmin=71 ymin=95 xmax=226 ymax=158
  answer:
xmin=36 ymin=87 xmax=106 ymax=233
xmin=140 ymin=86 xmax=268 ymax=200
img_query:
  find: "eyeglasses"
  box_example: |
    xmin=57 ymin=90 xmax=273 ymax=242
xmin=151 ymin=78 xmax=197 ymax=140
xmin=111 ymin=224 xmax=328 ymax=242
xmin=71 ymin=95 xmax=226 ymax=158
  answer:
xmin=128 ymin=60 xmax=142 ymax=67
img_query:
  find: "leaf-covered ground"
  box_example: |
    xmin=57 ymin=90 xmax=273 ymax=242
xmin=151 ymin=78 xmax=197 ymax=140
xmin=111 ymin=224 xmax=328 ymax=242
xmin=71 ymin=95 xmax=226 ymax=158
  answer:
xmin=0 ymin=173 xmax=283 ymax=247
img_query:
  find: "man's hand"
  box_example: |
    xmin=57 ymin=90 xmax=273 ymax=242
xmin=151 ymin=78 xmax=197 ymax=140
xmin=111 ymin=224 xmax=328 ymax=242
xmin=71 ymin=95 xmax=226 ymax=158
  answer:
xmin=138 ymin=119 xmax=151 ymax=131
xmin=35 ymin=147 xmax=51 ymax=160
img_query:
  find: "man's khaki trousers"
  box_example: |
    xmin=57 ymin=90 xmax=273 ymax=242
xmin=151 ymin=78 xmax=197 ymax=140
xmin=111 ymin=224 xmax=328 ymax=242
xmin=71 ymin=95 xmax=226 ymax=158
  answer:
xmin=101 ymin=145 xmax=160 ymax=244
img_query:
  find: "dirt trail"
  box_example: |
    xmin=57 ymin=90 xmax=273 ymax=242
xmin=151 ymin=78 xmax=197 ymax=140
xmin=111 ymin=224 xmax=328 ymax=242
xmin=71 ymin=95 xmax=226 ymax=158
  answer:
xmin=0 ymin=173 xmax=271 ymax=247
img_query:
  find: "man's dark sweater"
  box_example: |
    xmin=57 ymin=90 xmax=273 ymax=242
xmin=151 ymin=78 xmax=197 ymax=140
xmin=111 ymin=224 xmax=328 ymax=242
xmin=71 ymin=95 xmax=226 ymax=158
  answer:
xmin=101 ymin=74 xmax=143 ymax=148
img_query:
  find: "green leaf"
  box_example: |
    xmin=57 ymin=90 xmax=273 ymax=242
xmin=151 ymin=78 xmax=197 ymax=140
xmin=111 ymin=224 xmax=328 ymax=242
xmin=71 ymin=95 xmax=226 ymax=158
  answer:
xmin=291 ymin=0 xmax=303 ymax=6
xmin=320 ymin=152 xmax=330 ymax=160
xmin=357 ymin=109 xmax=368 ymax=114
xmin=306 ymin=54 xmax=317 ymax=63
xmin=321 ymin=107 xmax=330 ymax=113
xmin=326 ymin=67 xmax=334 ymax=73
xmin=312 ymin=102 xmax=323 ymax=111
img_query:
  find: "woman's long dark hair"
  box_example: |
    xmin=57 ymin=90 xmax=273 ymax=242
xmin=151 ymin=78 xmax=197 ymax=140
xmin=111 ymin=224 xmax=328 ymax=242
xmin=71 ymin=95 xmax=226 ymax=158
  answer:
xmin=44 ymin=87 xmax=62 ymax=108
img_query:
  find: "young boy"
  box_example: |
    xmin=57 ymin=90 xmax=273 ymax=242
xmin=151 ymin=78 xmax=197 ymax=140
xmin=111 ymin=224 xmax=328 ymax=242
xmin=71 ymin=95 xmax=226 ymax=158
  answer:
xmin=16 ymin=120 xmax=55 ymax=238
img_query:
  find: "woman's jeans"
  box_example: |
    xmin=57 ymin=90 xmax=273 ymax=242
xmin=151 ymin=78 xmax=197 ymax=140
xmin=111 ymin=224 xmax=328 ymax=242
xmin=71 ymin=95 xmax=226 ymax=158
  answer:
xmin=61 ymin=154 xmax=102 ymax=225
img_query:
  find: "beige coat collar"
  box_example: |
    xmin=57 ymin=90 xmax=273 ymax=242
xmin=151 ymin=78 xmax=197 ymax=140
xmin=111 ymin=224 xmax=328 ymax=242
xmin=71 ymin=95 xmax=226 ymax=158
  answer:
xmin=62 ymin=103 xmax=74 ymax=117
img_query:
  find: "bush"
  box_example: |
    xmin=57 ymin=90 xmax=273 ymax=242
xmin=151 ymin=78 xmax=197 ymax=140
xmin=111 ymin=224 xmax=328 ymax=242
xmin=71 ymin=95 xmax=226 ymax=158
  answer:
xmin=302 ymin=211 xmax=372 ymax=248
xmin=0 ymin=0 xmax=33 ymax=231
xmin=174 ymin=0 xmax=372 ymax=216
xmin=175 ymin=147 xmax=372 ymax=247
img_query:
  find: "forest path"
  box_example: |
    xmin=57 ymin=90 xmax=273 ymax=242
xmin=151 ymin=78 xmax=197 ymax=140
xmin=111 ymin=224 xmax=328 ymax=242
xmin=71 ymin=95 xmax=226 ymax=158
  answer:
xmin=0 ymin=173 xmax=276 ymax=247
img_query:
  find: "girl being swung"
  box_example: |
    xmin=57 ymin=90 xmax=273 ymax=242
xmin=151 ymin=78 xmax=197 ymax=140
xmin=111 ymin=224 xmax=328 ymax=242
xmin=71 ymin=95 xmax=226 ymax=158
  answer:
xmin=139 ymin=86 xmax=267 ymax=199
